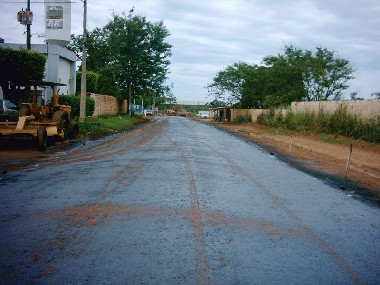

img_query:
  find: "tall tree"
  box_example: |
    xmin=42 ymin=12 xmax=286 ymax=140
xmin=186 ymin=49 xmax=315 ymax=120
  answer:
xmin=207 ymin=44 xmax=355 ymax=108
xmin=301 ymin=47 xmax=354 ymax=101
xmin=206 ymin=62 xmax=255 ymax=106
xmin=68 ymin=10 xmax=172 ymax=102
xmin=265 ymin=45 xmax=354 ymax=101
xmin=105 ymin=12 xmax=172 ymax=101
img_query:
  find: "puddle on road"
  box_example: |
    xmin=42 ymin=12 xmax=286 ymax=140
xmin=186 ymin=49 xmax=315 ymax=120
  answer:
xmin=0 ymin=172 xmax=21 ymax=184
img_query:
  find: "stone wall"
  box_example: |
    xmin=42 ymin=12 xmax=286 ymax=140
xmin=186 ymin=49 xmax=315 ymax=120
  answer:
xmin=90 ymin=93 xmax=128 ymax=116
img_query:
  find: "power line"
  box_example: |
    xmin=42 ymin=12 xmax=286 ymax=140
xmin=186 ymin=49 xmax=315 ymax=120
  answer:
xmin=3 ymin=2 xmax=79 ymax=3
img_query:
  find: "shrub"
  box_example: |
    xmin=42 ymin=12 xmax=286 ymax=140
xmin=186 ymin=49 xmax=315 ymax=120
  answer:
xmin=0 ymin=47 xmax=46 ymax=86
xmin=258 ymin=105 xmax=380 ymax=143
xmin=58 ymin=95 xmax=95 ymax=118
xmin=234 ymin=114 xmax=251 ymax=123
xmin=76 ymin=70 xmax=100 ymax=94
xmin=257 ymin=109 xmax=282 ymax=128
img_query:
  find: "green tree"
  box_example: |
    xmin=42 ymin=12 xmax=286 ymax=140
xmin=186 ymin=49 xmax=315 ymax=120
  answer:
xmin=160 ymin=86 xmax=177 ymax=109
xmin=68 ymin=10 xmax=172 ymax=103
xmin=371 ymin=92 xmax=380 ymax=99
xmin=76 ymin=70 xmax=100 ymax=94
xmin=104 ymin=12 xmax=172 ymax=101
xmin=207 ymin=44 xmax=355 ymax=109
xmin=206 ymin=62 xmax=255 ymax=105
xmin=301 ymin=47 xmax=354 ymax=101
xmin=261 ymin=45 xmax=307 ymax=106
xmin=0 ymin=47 xmax=46 ymax=88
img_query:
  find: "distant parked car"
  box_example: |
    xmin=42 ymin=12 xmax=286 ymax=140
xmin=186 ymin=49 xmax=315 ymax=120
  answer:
xmin=0 ymin=99 xmax=19 ymax=122
xmin=145 ymin=110 xmax=153 ymax=116
xmin=198 ymin=111 xmax=209 ymax=119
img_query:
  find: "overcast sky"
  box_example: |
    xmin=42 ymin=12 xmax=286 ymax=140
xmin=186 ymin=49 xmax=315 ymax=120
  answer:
xmin=1 ymin=0 xmax=379 ymax=101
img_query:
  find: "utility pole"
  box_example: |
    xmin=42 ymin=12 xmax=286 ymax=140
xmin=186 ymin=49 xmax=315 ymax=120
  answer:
xmin=26 ymin=0 xmax=31 ymax=49
xmin=128 ymin=82 xmax=132 ymax=116
xmin=17 ymin=0 xmax=33 ymax=50
xmin=80 ymin=0 xmax=87 ymax=119
xmin=152 ymin=91 xmax=156 ymax=115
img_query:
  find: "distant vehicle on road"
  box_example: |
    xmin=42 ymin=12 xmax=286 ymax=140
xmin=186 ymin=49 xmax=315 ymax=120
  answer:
xmin=0 ymin=99 xmax=19 ymax=122
xmin=145 ymin=110 xmax=153 ymax=116
xmin=198 ymin=111 xmax=209 ymax=119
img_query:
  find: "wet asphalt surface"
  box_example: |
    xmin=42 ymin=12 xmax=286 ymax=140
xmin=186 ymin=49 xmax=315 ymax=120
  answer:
xmin=0 ymin=116 xmax=379 ymax=285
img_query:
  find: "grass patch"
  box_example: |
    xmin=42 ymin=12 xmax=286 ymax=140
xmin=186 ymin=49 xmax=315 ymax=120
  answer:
xmin=257 ymin=106 xmax=380 ymax=143
xmin=265 ymin=128 xmax=291 ymax=136
xmin=233 ymin=114 xmax=252 ymax=124
xmin=78 ymin=115 xmax=148 ymax=135
xmin=317 ymin=133 xmax=341 ymax=144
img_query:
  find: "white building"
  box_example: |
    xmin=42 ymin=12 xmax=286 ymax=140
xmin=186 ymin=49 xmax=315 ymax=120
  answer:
xmin=0 ymin=43 xmax=76 ymax=98
xmin=0 ymin=0 xmax=75 ymax=101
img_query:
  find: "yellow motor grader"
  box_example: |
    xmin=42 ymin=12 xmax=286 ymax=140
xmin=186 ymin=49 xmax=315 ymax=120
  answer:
xmin=0 ymin=81 xmax=79 ymax=151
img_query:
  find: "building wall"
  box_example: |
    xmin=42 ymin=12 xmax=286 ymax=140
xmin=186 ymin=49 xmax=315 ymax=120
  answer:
xmin=58 ymin=57 xmax=72 ymax=95
xmin=45 ymin=0 xmax=71 ymax=47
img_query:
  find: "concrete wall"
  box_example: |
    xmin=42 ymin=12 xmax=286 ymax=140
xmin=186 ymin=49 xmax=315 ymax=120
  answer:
xmin=230 ymin=109 xmax=264 ymax=123
xmin=291 ymin=99 xmax=380 ymax=119
xmin=225 ymin=99 xmax=379 ymax=123
xmin=91 ymin=93 xmax=128 ymax=116
xmin=230 ymin=108 xmax=287 ymax=123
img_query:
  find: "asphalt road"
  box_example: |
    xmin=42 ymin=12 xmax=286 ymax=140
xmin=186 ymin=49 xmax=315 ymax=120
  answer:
xmin=1 ymin=116 xmax=379 ymax=285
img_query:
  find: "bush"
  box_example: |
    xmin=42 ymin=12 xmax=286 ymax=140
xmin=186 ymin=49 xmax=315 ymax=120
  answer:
xmin=234 ymin=114 xmax=251 ymax=123
xmin=0 ymin=47 xmax=46 ymax=86
xmin=76 ymin=70 xmax=100 ymax=93
xmin=58 ymin=95 xmax=95 ymax=118
xmin=257 ymin=109 xmax=282 ymax=128
xmin=257 ymin=105 xmax=380 ymax=143
xmin=78 ymin=115 xmax=144 ymax=134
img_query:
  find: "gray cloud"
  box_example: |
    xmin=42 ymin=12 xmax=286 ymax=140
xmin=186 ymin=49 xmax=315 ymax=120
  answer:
xmin=1 ymin=0 xmax=379 ymax=100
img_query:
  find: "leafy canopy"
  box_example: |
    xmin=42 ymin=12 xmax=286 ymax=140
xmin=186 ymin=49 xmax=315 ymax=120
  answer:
xmin=207 ymin=45 xmax=355 ymax=108
xmin=68 ymin=10 xmax=173 ymax=104
xmin=0 ymin=47 xmax=46 ymax=88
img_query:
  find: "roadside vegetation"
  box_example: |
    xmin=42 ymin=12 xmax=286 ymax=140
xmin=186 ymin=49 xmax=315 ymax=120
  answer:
xmin=207 ymin=44 xmax=379 ymax=144
xmin=58 ymin=95 xmax=95 ymax=118
xmin=207 ymin=44 xmax=355 ymax=108
xmin=233 ymin=114 xmax=252 ymax=124
xmin=68 ymin=9 xmax=173 ymax=107
xmin=257 ymin=107 xmax=380 ymax=143
xmin=78 ymin=115 xmax=149 ymax=135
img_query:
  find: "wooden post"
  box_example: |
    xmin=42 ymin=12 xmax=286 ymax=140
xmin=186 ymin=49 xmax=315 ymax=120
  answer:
xmin=289 ymin=136 xmax=293 ymax=154
xmin=345 ymin=144 xmax=353 ymax=178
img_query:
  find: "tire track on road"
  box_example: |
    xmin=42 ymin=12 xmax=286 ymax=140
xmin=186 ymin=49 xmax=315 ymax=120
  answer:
xmin=41 ymin=119 xmax=163 ymax=168
xmin=202 ymin=140 xmax=367 ymax=285
xmin=2 ymin=119 xmax=164 ymax=282
xmin=170 ymin=138 xmax=211 ymax=285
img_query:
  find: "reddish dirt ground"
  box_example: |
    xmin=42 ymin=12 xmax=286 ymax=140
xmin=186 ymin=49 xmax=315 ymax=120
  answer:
xmin=203 ymin=120 xmax=380 ymax=196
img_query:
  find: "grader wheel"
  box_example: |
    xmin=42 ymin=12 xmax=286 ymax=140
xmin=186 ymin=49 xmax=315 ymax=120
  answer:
xmin=37 ymin=126 xmax=47 ymax=151
xmin=68 ymin=122 xmax=79 ymax=139
xmin=52 ymin=110 xmax=69 ymax=139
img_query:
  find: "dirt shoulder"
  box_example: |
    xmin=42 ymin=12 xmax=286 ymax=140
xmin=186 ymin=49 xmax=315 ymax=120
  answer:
xmin=200 ymin=119 xmax=380 ymax=204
